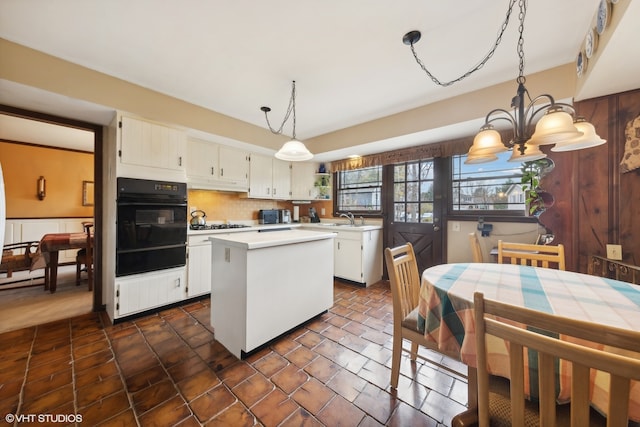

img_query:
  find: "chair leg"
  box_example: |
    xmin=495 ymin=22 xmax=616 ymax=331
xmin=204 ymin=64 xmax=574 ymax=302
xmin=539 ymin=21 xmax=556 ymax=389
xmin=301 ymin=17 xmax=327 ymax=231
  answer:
xmin=87 ymin=260 xmax=93 ymax=292
xmin=410 ymin=342 xmax=419 ymax=361
xmin=76 ymin=260 xmax=81 ymax=286
xmin=391 ymin=333 xmax=402 ymax=389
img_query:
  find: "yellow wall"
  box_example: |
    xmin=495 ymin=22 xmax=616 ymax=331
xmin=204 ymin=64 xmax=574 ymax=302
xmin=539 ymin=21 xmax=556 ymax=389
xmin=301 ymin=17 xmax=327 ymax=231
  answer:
xmin=0 ymin=142 xmax=94 ymax=218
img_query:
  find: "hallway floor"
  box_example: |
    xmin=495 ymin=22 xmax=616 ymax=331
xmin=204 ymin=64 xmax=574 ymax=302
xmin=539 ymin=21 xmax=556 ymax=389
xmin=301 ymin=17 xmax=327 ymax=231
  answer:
xmin=0 ymin=280 xmax=468 ymax=426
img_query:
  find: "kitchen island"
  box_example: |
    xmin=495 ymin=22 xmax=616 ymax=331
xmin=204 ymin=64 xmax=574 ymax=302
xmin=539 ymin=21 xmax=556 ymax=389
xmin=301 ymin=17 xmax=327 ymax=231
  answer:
xmin=208 ymin=229 xmax=336 ymax=358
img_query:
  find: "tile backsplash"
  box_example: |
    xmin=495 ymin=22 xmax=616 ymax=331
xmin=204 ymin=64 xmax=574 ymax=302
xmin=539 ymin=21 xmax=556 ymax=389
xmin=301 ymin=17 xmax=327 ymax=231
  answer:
xmin=187 ymin=190 xmax=332 ymax=223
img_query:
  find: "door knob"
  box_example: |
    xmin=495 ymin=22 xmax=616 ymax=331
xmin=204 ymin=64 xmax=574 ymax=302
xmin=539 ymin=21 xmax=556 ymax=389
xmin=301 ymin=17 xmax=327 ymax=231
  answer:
xmin=433 ymin=225 xmax=441 ymax=232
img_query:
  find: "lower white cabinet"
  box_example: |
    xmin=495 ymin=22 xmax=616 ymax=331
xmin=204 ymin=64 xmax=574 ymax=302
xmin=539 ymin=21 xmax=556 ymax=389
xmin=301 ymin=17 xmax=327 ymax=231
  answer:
xmin=303 ymin=225 xmax=383 ymax=286
xmin=334 ymin=234 xmax=363 ymax=283
xmin=334 ymin=229 xmax=382 ymax=285
xmin=187 ymin=234 xmax=212 ymax=298
xmin=115 ymin=267 xmax=186 ymax=317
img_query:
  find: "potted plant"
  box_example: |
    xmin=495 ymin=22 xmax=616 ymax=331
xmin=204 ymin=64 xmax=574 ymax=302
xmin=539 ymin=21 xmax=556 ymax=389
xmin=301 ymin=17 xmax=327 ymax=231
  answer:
xmin=520 ymin=159 xmax=554 ymax=216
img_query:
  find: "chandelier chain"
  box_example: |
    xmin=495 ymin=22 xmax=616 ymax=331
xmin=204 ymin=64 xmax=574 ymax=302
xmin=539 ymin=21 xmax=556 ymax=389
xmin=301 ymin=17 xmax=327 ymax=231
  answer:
xmin=263 ymin=81 xmax=297 ymax=139
xmin=408 ymin=0 xmax=519 ymax=87
xmin=516 ymin=0 xmax=527 ymax=83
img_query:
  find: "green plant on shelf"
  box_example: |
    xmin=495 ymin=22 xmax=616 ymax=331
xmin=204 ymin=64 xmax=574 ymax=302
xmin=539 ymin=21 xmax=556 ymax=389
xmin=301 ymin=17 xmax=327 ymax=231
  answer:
xmin=520 ymin=159 xmax=553 ymax=216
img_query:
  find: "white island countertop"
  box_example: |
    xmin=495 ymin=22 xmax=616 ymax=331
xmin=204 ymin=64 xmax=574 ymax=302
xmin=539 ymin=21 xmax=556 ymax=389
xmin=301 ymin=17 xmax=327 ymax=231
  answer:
xmin=208 ymin=228 xmax=336 ymax=250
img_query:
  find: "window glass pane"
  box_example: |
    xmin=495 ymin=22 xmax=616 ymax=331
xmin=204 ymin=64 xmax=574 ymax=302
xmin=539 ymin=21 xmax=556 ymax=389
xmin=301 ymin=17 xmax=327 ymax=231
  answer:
xmin=420 ymin=202 xmax=434 ymax=223
xmin=420 ymin=162 xmax=434 ymax=180
xmin=406 ymin=163 xmax=419 ymax=181
xmin=394 ymin=203 xmax=405 ymax=221
xmin=420 ymin=182 xmax=433 ymax=202
xmin=394 ymin=164 xmax=405 ymax=182
xmin=394 ymin=183 xmax=405 ymax=202
xmin=451 ymin=151 xmax=525 ymax=213
xmin=406 ymin=203 xmax=419 ymax=223
xmin=407 ymin=182 xmax=419 ymax=202
xmin=336 ymin=166 xmax=383 ymax=213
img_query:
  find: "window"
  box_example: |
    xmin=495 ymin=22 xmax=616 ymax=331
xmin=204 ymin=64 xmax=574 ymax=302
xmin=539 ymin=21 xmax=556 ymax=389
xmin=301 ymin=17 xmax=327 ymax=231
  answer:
xmin=451 ymin=151 xmax=525 ymax=214
xmin=393 ymin=160 xmax=435 ymax=223
xmin=335 ymin=166 xmax=382 ymax=214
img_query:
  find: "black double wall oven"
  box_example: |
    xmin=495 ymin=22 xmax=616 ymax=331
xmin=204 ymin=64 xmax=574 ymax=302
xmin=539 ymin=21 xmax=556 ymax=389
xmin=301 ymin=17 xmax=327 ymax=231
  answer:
xmin=116 ymin=177 xmax=188 ymax=277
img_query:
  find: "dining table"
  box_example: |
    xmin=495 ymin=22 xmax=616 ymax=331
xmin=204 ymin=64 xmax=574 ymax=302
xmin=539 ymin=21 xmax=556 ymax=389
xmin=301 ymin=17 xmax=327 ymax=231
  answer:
xmin=35 ymin=232 xmax=91 ymax=293
xmin=418 ymin=262 xmax=640 ymax=422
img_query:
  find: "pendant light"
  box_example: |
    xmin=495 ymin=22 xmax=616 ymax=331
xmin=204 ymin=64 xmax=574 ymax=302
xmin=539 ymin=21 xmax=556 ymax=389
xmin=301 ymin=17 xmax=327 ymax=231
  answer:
xmin=402 ymin=0 xmax=605 ymax=164
xmin=261 ymin=81 xmax=313 ymax=161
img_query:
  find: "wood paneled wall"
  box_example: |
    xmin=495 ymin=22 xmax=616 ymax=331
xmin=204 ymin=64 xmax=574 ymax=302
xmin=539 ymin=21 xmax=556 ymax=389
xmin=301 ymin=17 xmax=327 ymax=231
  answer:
xmin=541 ymin=88 xmax=640 ymax=273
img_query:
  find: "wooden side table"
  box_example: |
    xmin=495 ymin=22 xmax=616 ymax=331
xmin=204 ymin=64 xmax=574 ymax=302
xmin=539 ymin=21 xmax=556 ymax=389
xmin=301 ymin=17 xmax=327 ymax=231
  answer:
xmin=588 ymin=255 xmax=640 ymax=285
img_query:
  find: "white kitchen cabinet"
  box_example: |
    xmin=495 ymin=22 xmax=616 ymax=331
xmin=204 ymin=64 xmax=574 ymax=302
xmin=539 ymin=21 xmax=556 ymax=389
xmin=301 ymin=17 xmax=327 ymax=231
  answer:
xmin=209 ymin=230 xmax=335 ymax=358
xmin=114 ymin=267 xmax=186 ymax=318
xmin=272 ymin=158 xmax=291 ymax=200
xmin=247 ymin=153 xmax=291 ymax=200
xmin=186 ymin=138 xmax=249 ymax=191
xmin=219 ymin=145 xmax=249 ymax=188
xmin=119 ymin=115 xmax=186 ymax=174
xmin=302 ymin=224 xmax=383 ymax=286
xmin=187 ymin=234 xmax=212 ymax=298
xmin=334 ymin=228 xmax=382 ymax=285
xmin=186 ymin=137 xmax=219 ymax=182
xmin=290 ymin=162 xmax=317 ymax=200
xmin=334 ymin=233 xmax=363 ymax=283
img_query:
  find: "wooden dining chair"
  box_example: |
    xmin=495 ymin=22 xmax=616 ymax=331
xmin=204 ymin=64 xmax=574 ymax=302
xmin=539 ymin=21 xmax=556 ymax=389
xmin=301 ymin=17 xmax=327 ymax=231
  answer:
xmin=497 ymin=240 xmax=565 ymax=270
xmin=384 ymin=243 xmax=457 ymax=389
xmin=468 ymin=232 xmax=483 ymax=263
xmin=467 ymin=291 xmax=640 ymax=427
xmin=75 ymin=222 xmax=94 ymax=291
xmin=1 ymin=241 xmax=39 ymax=278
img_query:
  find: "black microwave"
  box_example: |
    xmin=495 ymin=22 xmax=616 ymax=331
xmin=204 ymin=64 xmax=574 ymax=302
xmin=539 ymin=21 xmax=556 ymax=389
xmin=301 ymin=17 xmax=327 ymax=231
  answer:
xmin=258 ymin=209 xmax=279 ymax=224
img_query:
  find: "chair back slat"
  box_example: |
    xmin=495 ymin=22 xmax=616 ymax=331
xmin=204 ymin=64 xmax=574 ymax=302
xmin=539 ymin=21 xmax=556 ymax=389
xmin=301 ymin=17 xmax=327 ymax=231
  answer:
xmin=497 ymin=240 xmax=565 ymax=270
xmin=474 ymin=291 xmax=640 ymax=427
xmin=384 ymin=243 xmax=420 ymax=320
xmin=468 ymin=232 xmax=483 ymax=263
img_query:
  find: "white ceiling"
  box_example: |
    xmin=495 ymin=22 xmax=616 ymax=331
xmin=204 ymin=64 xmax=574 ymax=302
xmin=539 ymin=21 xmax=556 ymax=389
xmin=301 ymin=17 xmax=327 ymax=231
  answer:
xmin=1 ymin=0 xmax=639 ymax=160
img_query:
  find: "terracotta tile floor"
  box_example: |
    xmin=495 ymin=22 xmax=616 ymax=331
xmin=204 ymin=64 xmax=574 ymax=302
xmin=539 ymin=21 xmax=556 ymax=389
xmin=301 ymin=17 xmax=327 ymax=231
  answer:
xmin=0 ymin=280 xmax=469 ymax=426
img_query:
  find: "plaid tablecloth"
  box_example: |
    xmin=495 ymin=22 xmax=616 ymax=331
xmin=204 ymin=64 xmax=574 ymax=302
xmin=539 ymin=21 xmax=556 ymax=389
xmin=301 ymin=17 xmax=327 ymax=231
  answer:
xmin=31 ymin=232 xmax=90 ymax=270
xmin=418 ymin=262 xmax=640 ymax=421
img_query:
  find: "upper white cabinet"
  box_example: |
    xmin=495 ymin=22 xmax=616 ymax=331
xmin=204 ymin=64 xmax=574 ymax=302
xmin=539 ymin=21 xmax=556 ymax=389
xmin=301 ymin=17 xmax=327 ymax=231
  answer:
xmin=290 ymin=162 xmax=318 ymax=200
xmin=247 ymin=154 xmax=291 ymax=200
xmin=186 ymin=138 xmax=249 ymax=191
xmin=118 ymin=116 xmax=186 ymax=180
xmin=219 ymin=145 xmax=249 ymax=189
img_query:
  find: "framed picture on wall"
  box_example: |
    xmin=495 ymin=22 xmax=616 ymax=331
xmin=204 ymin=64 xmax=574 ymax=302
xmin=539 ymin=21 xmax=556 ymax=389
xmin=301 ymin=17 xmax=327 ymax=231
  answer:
xmin=82 ymin=181 xmax=94 ymax=206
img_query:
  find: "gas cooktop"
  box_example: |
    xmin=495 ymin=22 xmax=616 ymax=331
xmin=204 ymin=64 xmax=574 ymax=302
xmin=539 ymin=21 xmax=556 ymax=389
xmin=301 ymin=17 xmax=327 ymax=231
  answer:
xmin=190 ymin=224 xmax=251 ymax=231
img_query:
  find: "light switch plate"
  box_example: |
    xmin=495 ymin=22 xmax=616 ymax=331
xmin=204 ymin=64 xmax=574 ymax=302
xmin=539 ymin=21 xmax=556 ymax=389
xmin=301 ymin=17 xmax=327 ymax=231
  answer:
xmin=606 ymin=244 xmax=622 ymax=260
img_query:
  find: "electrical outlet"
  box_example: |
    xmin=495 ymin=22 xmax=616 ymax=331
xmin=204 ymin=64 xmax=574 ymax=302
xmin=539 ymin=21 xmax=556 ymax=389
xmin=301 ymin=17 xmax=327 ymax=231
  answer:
xmin=190 ymin=206 xmax=197 ymax=214
xmin=452 ymin=221 xmax=460 ymax=232
xmin=606 ymin=244 xmax=622 ymax=260
xmin=321 ymin=208 xmax=326 ymax=215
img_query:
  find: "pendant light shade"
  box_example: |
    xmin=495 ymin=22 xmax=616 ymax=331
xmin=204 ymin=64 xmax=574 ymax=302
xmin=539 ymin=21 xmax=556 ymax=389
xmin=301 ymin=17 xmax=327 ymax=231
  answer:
xmin=465 ymin=125 xmax=507 ymax=164
xmin=275 ymin=139 xmax=314 ymax=161
xmin=528 ymin=107 xmax=583 ymax=146
xmin=551 ymin=118 xmax=606 ymax=152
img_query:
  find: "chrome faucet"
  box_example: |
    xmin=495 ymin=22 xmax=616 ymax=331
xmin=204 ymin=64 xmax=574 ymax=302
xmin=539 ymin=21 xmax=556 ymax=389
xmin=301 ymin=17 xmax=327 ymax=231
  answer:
xmin=339 ymin=212 xmax=355 ymax=226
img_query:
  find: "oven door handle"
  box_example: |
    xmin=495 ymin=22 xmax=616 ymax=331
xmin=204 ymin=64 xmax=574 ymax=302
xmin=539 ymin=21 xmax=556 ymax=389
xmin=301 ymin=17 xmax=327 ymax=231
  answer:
xmin=117 ymin=200 xmax=187 ymax=207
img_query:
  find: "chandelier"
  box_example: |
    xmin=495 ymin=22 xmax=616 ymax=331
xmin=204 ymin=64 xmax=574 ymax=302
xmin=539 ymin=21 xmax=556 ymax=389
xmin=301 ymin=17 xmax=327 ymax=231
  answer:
xmin=261 ymin=80 xmax=313 ymax=161
xmin=402 ymin=0 xmax=606 ymax=164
